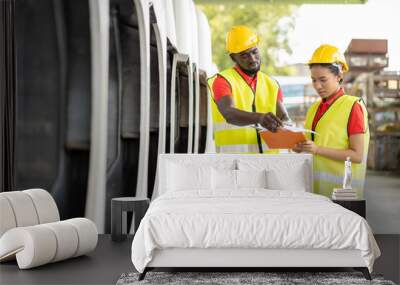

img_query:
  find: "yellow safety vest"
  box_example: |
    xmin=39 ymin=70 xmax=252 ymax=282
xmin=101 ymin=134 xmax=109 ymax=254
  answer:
xmin=304 ymin=95 xmax=369 ymax=198
xmin=207 ymin=68 xmax=279 ymax=153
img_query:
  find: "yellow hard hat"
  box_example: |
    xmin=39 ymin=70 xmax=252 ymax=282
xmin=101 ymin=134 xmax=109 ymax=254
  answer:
xmin=226 ymin=26 xmax=259 ymax=54
xmin=308 ymin=44 xmax=349 ymax=73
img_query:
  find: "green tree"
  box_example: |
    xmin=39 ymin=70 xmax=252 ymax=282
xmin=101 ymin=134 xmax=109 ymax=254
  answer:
xmin=197 ymin=4 xmax=298 ymax=75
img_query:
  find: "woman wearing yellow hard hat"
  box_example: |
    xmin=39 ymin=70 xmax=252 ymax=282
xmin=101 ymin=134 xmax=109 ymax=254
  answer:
xmin=293 ymin=44 xmax=369 ymax=198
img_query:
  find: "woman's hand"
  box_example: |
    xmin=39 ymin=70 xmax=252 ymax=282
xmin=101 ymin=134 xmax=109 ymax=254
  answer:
xmin=293 ymin=140 xmax=319 ymax=154
xmin=293 ymin=135 xmax=364 ymax=162
xmin=299 ymin=140 xmax=319 ymax=154
xmin=292 ymin=143 xmax=303 ymax=153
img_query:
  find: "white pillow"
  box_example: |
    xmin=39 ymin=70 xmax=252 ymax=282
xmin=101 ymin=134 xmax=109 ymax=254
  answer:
xmin=166 ymin=162 xmax=212 ymax=191
xmin=236 ymin=169 xmax=268 ymax=189
xmin=212 ymin=168 xmax=237 ymax=190
xmin=211 ymin=169 xmax=268 ymax=190
xmin=237 ymin=158 xmax=309 ymax=191
xmin=266 ymin=167 xmax=307 ymax=191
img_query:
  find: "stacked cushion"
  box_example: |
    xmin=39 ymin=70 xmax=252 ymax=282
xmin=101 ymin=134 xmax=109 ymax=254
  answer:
xmin=0 ymin=189 xmax=59 ymax=237
xmin=0 ymin=189 xmax=97 ymax=269
xmin=0 ymin=218 xmax=97 ymax=269
xmin=0 ymin=195 xmax=17 ymax=237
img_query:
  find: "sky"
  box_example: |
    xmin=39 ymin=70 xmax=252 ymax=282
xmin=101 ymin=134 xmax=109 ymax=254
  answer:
xmin=284 ymin=0 xmax=400 ymax=71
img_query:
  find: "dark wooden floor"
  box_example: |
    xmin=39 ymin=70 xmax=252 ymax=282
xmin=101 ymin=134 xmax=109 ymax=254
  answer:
xmin=0 ymin=235 xmax=134 ymax=285
xmin=0 ymin=234 xmax=399 ymax=285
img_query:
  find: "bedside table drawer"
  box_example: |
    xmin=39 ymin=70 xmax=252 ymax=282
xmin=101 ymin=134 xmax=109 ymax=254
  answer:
xmin=332 ymin=200 xmax=366 ymax=218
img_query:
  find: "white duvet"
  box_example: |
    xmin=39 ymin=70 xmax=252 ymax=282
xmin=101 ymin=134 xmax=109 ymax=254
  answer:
xmin=131 ymin=190 xmax=380 ymax=273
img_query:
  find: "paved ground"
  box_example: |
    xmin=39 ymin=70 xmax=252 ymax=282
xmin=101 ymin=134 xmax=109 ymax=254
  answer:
xmin=365 ymin=170 xmax=400 ymax=234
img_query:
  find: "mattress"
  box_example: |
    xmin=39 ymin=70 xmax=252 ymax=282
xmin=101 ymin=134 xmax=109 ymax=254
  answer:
xmin=131 ymin=190 xmax=380 ymax=273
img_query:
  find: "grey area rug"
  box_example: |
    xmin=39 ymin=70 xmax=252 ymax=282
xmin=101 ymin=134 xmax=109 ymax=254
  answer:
xmin=116 ymin=272 xmax=396 ymax=285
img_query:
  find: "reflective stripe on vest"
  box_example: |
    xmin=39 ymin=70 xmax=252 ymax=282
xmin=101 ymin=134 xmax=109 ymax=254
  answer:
xmin=304 ymin=95 xmax=370 ymax=198
xmin=213 ymin=121 xmax=252 ymax=132
xmin=314 ymin=171 xmax=364 ymax=187
xmin=207 ymin=68 xmax=279 ymax=154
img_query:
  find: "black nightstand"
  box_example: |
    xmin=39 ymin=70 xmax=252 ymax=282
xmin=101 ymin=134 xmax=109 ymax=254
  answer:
xmin=332 ymin=199 xmax=366 ymax=218
xmin=111 ymin=197 xmax=150 ymax=242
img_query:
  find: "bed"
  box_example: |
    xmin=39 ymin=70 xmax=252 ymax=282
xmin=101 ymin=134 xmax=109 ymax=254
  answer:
xmin=131 ymin=154 xmax=380 ymax=280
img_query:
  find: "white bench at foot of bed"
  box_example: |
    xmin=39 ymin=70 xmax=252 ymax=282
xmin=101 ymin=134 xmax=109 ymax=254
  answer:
xmin=143 ymin=248 xmax=371 ymax=280
xmin=148 ymin=248 xmax=366 ymax=268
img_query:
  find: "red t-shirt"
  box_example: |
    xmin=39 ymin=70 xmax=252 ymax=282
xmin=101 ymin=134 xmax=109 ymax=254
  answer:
xmin=312 ymin=87 xmax=365 ymax=136
xmin=212 ymin=65 xmax=283 ymax=102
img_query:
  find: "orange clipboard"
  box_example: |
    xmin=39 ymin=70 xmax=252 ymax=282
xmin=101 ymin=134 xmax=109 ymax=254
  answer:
xmin=259 ymin=129 xmax=306 ymax=149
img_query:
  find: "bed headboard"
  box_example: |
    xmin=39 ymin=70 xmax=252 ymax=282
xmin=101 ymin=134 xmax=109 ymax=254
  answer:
xmin=152 ymin=154 xmax=313 ymax=200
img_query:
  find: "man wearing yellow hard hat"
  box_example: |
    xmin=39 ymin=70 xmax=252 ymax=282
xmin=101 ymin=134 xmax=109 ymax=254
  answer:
xmin=208 ymin=25 xmax=290 ymax=153
xmin=293 ymin=44 xmax=369 ymax=198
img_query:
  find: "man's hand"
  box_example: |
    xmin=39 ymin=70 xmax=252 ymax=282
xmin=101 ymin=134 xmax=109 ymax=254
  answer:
xmin=216 ymin=96 xmax=284 ymax=132
xmin=258 ymin=112 xmax=283 ymax=132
